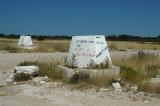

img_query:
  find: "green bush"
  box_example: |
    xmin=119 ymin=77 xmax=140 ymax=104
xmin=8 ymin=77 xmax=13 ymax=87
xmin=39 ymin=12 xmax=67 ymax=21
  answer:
xmin=14 ymin=73 xmax=31 ymax=81
xmin=70 ymin=72 xmax=90 ymax=84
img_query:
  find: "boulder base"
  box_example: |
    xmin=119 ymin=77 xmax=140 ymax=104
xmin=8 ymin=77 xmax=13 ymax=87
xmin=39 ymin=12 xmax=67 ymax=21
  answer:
xmin=57 ymin=65 xmax=120 ymax=79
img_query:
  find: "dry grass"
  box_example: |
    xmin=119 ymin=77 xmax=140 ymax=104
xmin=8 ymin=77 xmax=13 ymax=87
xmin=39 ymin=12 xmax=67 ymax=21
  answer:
xmin=113 ymin=51 xmax=160 ymax=83
xmin=0 ymin=38 xmax=70 ymax=53
xmin=16 ymin=50 xmax=160 ymax=94
xmin=108 ymin=41 xmax=160 ymax=50
xmin=1 ymin=38 xmax=160 ymax=53
xmin=112 ymin=50 xmax=160 ymax=94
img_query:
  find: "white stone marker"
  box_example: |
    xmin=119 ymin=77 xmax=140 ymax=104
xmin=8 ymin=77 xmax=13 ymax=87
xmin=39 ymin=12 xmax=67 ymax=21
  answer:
xmin=18 ymin=35 xmax=33 ymax=47
xmin=67 ymin=35 xmax=112 ymax=68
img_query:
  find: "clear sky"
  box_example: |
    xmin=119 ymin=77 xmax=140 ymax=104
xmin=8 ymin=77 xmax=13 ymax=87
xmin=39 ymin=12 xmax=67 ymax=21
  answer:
xmin=0 ymin=0 xmax=160 ymax=36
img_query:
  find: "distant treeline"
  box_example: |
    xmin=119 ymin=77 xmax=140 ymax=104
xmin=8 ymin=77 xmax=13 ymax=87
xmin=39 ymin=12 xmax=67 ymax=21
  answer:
xmin=0 ymin=33 xmax=160 ymax=42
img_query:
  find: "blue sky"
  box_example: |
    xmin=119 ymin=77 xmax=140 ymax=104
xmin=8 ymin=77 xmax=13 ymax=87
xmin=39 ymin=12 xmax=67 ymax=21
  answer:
xmin=0 ymin=0 xmax=160 ymax=36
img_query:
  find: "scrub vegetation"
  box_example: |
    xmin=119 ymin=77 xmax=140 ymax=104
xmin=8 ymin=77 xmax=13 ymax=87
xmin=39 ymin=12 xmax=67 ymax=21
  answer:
xmin=1 ymin=38 xmax=160 ymax=53
xmin=2 ymin=37 xmax=160 ymax=94
xmin=113 ymin=50 xmax=160 ymax=94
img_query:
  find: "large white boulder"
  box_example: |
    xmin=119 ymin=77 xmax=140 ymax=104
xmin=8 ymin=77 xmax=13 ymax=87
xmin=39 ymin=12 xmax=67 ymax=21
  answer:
xmin=66 ymin=35 xmax=112 ymax=68
xmin=18 ymin=35 xmax=33 ymax=47
xmin=14 ymin=66 xmax=39 ymax=76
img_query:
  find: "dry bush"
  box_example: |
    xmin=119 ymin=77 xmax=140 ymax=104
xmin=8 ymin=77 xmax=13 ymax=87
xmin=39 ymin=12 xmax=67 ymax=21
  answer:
xmin=70 ymin=72 xmax=113 ymax=88
xmin=70 ymin=72 xmax=90 ymax=84
xmin=87 ymin=58 xmax=110 ymax=69
xmin=138 ymin=83 xmax=160 ymax=95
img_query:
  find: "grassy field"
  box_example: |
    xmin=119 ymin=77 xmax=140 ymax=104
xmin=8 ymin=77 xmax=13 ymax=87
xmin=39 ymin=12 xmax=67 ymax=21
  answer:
xmin=1 ymin=37 xmax=160 ymax=94
xmin=0 ymin=38 xmax=160 ymax=52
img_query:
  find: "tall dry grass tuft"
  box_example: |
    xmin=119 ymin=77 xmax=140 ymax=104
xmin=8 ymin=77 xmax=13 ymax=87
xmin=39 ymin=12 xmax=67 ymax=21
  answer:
xmin=113 ymin=50 xmax=160 ymax=84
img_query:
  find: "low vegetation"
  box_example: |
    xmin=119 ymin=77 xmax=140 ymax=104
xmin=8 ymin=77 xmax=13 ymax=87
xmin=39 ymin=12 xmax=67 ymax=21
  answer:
xmin=16 ymin=50 xmax=160 ymax=94
xmin=1 ymin=38 xmax=160 ymax=53
xmin=87 ymin=58 xmax=111 ymax=69
xmin=18 ymin=61 xmax=63 ymax=81
xmin=14 ymin=73 xmax=31 ymax=81
xmin=113 ymin=50 xmax=160 ymax=94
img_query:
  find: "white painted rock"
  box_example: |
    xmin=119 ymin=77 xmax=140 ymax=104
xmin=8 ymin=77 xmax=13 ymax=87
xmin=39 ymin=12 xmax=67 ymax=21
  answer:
xmin=112 ymin=82 xmax=123 ymax=92
xmin=14 ymin=66 xmax=39 ymax=76
xmin=67 ymin=35 xmax=112 ymax=68
xmin=18 ymin=35 xmax=33 ymax=47
xmin=130 ymin=86 xmax=138 ymax=91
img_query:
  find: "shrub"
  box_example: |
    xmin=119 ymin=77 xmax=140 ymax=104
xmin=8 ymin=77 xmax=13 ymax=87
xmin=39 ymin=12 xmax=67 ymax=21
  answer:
xmin=14 ymin=73 xmax=31 ymax=81
xmin=70 ymin=72 xmax=90 ymax=84
xmin=18 ymin=61 xmax=38 ymax=66
xmin=120 ymin=66 xmax=147 ymax=84
xmin=87 ymin=58 xmax=110 ymax=69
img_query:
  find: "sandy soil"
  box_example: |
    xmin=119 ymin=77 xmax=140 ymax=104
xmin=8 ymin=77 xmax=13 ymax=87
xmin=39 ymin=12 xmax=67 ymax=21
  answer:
xmin=0 ymin=50 xmax=160 ymax=106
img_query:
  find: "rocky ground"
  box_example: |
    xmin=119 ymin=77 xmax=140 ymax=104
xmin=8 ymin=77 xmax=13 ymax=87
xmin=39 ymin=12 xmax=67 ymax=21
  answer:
xmin=0 ymin=50 xmax=160 ymax=106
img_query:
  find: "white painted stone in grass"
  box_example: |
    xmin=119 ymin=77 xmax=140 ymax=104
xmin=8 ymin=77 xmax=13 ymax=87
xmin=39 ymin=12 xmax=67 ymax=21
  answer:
xmin=112 ymin=82 xmax=123 ymax=92
xmin=67 ymin=35 xmax=112 ymax=68
xmin=18 ymin=35 xmax=33 ymax=47
xmin=14 ymin=66 xmax=39 ymax=76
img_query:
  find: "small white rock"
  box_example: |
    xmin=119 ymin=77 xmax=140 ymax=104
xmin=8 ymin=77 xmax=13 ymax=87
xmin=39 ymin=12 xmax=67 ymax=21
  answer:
xmin=44 ymin=76 xmax=49 ymax=82
xmin=99 ymin=88 xmax=110 ymax=92
xmin=130 ymin=86 xmax=138 ymax=91
xmin=138 ymin=91 xmax=144 ymax=96
xmin=13 ymin=82 xmax=17 ymax=85
xmin=112 ymin=82 xmax=123 ymax=92
xmin=144 ymin=100 xmax=149 ymax=103
xmin=39 ymin=81 xmax=46 ymax=85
